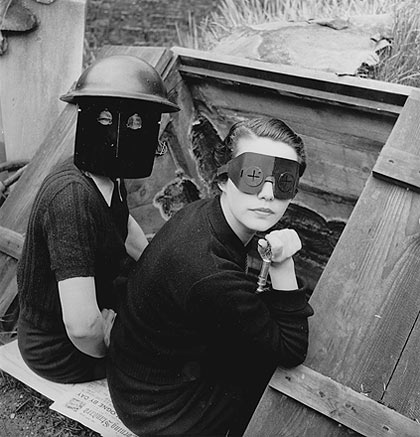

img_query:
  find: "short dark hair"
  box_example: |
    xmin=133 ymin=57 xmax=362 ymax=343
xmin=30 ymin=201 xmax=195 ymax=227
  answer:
xmin=212 ymin=117 xmax=306 ymax=191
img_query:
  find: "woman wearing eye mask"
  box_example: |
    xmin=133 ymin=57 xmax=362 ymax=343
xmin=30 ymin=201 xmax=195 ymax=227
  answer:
xmin=108 ymin=117 xmax=314 ymax=436
xmin=16 ymin=55 xmax=179 ymax=383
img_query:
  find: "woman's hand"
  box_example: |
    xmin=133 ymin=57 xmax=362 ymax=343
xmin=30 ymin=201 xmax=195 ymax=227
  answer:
xmin=260 ymin=229 xmax=302 ymax=265
xmin=259 ymin=229 xmax=301 ymax=291
xmin=102 ymin=308 xmax=117 ymax=348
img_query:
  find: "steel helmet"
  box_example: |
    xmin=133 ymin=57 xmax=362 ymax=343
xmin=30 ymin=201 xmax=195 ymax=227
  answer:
xmin=60 ymin=55 xmax=179 ymax=113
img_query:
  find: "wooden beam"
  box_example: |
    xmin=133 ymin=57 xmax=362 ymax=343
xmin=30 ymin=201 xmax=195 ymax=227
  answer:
xmin=269 ymin=365 xmax=420 ymax=437
xmin=0 ymin=105 xmax=5 ymax=176
xmin=372 ymin=147 xmax=420 ymax=192
xmin=0 ymin=227 xmax=24 ymax=260
xmin=177 ymin=64 xmax=403 ymax=116
xmin=172 ymin=47 xmax=412 ymax=115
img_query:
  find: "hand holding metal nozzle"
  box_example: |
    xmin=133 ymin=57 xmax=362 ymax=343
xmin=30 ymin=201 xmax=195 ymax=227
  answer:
xmin=256 ymin=239 xmax=272 ymax=293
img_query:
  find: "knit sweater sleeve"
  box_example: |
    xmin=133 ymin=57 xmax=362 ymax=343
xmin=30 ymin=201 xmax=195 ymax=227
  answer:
xmin=185 ymin=271 xmax=313 ymax=368
xmin=43 ymin=182 xmax=98 ymax=281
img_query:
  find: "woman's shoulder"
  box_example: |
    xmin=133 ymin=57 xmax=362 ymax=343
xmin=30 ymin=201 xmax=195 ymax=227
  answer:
xmin=39 ymin=160 xmax=98 ymax=204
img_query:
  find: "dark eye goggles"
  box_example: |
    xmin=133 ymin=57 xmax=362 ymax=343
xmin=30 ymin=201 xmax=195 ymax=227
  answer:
xmin=217 ymin=152 xmax=300 ymax=199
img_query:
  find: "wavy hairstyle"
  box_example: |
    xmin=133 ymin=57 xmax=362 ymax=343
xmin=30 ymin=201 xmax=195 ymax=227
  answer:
xmin=211 ymin=117 xmax=306 ymax=191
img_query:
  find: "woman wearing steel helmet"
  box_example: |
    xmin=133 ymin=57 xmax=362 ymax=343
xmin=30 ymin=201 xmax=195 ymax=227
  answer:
xmin=16 ymin=55 xmax=179 ymax=383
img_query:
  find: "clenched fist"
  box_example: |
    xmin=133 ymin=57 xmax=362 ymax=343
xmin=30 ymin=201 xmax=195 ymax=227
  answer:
xmin=259 ymin=229 xmax=301 ymax=265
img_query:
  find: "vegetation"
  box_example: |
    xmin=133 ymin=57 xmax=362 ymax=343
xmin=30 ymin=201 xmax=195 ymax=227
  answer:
xmin=177 ymin=0 xmax=420 ymax=87
xmin=0 ymin=371 xmax=99 ymax=436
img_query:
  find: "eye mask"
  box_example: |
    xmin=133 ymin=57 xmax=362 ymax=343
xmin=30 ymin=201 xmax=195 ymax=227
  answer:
xmin=217 ymin=152 xmax=300 ymax=199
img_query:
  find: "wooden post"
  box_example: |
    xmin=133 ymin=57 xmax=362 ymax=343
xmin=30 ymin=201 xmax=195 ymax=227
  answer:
xmin=0 ymin=0 xmax=86 ymax=161
xmin=0 ymin=106 xmax=6 ymax=178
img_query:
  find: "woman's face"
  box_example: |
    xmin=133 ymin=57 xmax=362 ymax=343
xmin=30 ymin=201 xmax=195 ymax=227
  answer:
xmin=219 ymin=134 xmax=299 ymax=244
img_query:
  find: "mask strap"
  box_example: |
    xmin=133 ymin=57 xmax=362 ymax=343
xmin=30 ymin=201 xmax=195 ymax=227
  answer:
xmin=216 ymin=164 xmax=229 ymax=177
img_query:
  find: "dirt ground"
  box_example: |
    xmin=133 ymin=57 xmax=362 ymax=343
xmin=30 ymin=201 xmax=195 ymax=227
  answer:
xmin=0 ymin=371 xmax=99 ymax=437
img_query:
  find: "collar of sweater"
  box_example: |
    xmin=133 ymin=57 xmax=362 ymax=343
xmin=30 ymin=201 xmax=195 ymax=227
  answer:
xmin=208 ymin=196 xmax=250 ymax=261
xmin=83 ymin=172 xmax=121 ymax=207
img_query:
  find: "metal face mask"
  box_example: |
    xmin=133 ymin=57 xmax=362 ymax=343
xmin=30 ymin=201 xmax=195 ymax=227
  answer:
xmin=218 ymin=152 xmax=300 ymax=199
xmin=74 ymin=99 xmax=161 ymax=178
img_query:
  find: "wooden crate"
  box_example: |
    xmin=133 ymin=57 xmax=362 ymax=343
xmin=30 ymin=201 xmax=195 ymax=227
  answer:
xmin=244 ymin=89 xmax=420 ymax=436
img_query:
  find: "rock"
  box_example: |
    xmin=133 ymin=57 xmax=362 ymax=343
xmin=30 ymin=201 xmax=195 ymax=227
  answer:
xmin=0 ymin=0 xmax=38 ymax=55
xmin=0 ymin=1 xmax=37 ymax=32
xmin=210 ymin=14 xmax=393 ymax=76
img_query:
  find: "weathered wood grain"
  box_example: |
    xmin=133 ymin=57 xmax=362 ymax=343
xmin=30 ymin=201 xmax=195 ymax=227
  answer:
xmin=0 ymin=0 xmax=86 ymax=161
xmin=374 ymin=91 xmax=420 ymax=423
xmin=268 ymin=365 xmax=420 ymax=437
xmin=373 ymin=147 xmax=420 ymax=192
xmin=172 ymin=47 xmax=412 ymax=111
xmin=245 ymin=90 xmax=420 ymax=435
xmin=0 ymin=226 xmax=24 ymax=260
xmin=382 ymin=313 xmax=420 ymax=421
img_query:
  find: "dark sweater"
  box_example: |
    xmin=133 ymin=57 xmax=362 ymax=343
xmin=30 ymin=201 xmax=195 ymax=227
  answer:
xmin=17 ymin=159 xmax=129 ymax=382
xmin=108 ymin=196 xmax=313 ymax=435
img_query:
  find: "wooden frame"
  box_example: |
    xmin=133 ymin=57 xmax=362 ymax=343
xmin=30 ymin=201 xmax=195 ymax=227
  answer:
xmin=172 ymin=47 xmax=412 ymax=115
xmin=269 ymin=365 xmax=420 ymax=437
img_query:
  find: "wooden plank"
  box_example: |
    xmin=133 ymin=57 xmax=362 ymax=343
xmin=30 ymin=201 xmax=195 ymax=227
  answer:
xmin=0 ymin=0 xmax=86 ymax=161
xmin=373 ymin=148 xmax=420 ymax=192
xmin=268 ymin=366 xmax=420 ymax=437
xmin=381 ymin=313 xmax=420 ymax=421
xmin=0 ymin=226 xmax=24 ymax=260
xmin=172 ymin=47 xmax=412 ymax=112
xmin=245 ymin=90 xmax=420 ymax=435
xmin=185 ymin=78 xmax=394 ymax=150
xmin=0 ymin=46 xmax=177 ymax=323
xmin=178 ymin=64 xmax=404 ymax=116
xmin=0 ymin=104 xmax=6 ymax=179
